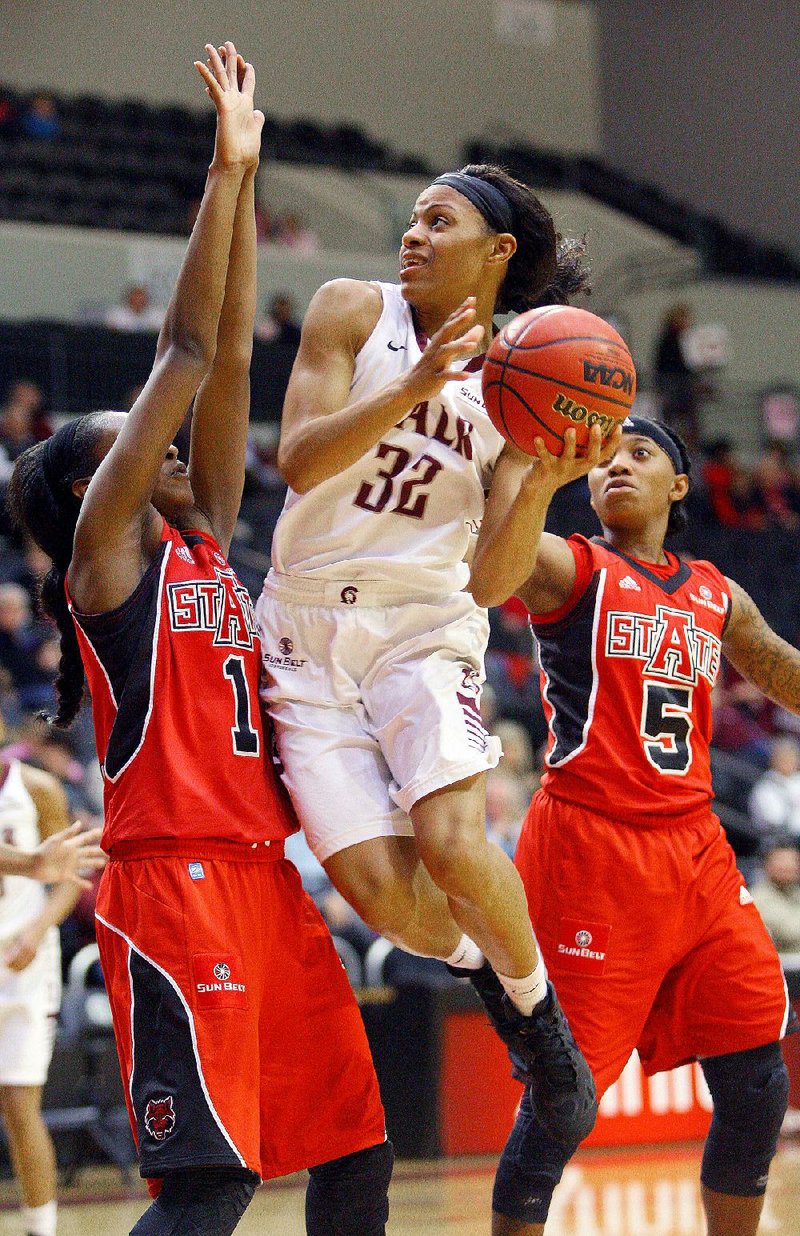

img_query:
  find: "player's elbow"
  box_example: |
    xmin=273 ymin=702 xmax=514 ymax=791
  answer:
xmin=276 ymin=438 xmax=315 ymax=493
xmin=468 ymin=571 xmax=505 ymax=609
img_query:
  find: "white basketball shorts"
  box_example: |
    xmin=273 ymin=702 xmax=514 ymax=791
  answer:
xmin=0 ymin=926 xmax=61 ymax=1086
xmin=256 ymin=577 xmax=501 ymax=863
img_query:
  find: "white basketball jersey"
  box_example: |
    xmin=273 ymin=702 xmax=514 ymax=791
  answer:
xmin=269 ymin=282 xmax=507 ymax=597
xmin=0 ymin=761 xmax=45 ymax=942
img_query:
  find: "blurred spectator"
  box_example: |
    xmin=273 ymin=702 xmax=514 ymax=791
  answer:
xmin=2 ymin=717 xmax=102 ymax=815
xmin=274 ymin=210 xmax=319 ymax=253
xmin=255 ymin=292 xmax=302 ymax=346
xmin=752 ymin=441 xmax=800 ymax=531
xmin=0 ymin=584 xmax=58 ymax=714
xmin=104 ymin=284 xmax=164 ymax=332
xmin=485 ymin=767 xmax=528 ymax=859
xmin=18 ymin=92 xmax=60 ymax=141
xmin=493 ymin=718 xmax=540 ymax=797
xmin=653 ymin=303 xmax=699 ymax=441
xmin=485 ymin=597 xmax=547 ymax=746
xmin=0 ymin=381 xmax=49 ymax=484
xmin=700 ymin=438 xmax=762 ymax=529
xmin=284 ymin=830 xmax=377 ymax=963
xmin=712 ymin=667 xmax=776 ymax=766
xmin=751 ymin=842 xmax=800 ymax=952
xmin=0 ymin=91 xmax=16 ymax=135
xmin=748 ymin=737 xmax=800 ymax=841
xmin=255 ymin=201 xmax=276 ymax=245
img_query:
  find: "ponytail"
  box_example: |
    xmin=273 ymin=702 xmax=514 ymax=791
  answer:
xmin=6 ymin=414 xmax=105 ymax=728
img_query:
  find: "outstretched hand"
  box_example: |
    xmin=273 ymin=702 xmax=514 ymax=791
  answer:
xmin=195 ymin=40 xmax=264 ymax=172
xmin=402 ymin=297 xmax=485 ymax=405
xmin=522 ymin=422 xmax=623 ymax=495
xmin=31 ymin=822 xmax=106 ymax=889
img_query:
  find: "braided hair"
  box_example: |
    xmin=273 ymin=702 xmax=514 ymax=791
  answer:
xmin=6 ymin=413 xmax=109 ymax=728
xmin=458 ymin=163 xmax=591 ymax=313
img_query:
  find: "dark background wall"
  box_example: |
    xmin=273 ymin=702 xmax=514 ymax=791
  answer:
xmin=597 ymin=0 xmax=800 ymax=258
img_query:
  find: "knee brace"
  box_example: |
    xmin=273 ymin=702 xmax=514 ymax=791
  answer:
xmin=700 ymin=1041 xmax=789 ymax=1197
xmin=492 ymin=1087 xmax=577 ymax=1225
xmin=130 ymin=1167 xmax=259 ymax=1235
xmin=306 ymin=1140 xmax=394 ymax=1236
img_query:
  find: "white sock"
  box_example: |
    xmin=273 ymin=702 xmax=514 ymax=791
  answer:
xmin=443 ymin=934 xmax=484 ymax=971
xmin=497 ymin=955 xmax=548 ymax=1016
xmin=22 ymin=1201 xmax=57 ymax=1236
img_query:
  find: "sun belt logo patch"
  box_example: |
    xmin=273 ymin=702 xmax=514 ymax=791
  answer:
xmin=144 ymin=1095 xmax=176 ymax=1142
xmin=192 ymin=953 xmax=248 ymax=1009
xmin=556 ymin=917 xmax=611 ymax=976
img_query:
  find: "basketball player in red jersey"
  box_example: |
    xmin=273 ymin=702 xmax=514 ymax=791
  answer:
xmin=470 ymin=417 xmax=795 ymax=1235
xmin=8 ymin=43 xmax=390 ymax=1236
xmin=257 ymin=166 xmax=599 ymax=1144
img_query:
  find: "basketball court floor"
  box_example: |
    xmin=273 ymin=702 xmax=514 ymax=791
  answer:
xmin=1 ymin=1143 xmax=798 ymax=1235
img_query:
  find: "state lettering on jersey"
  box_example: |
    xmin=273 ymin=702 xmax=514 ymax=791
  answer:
xmin=167 ymin=567 xmax=257 ymax=650
xmin=396 ymin=400 xmax=475 ymax=460
xmin=605 ymin=604 xmax=721 ymax=687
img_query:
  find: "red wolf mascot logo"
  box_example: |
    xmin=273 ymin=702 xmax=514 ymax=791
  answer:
xmin=144 ymin=1095 xmax=176 ymax=1141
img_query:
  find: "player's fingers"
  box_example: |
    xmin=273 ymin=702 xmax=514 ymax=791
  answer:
xmin=223 ymin=41 xmax=238 ymax=87
xmin=194 ymin=61 xmax=223 ymax=101
xmin=601 ymin=422 xmax=623 ymax=461
xmin=241 ymin=61 xmax=256 ymax=99
xmin=253 ymin=109 xmax=266 ymax=135
xmin=584 ymin=424 xmax=604 ymax=468
xmin=205 ymin=44 xmax=228 ymax=90
xmin=562 ymin=427 xmax=578 ymax=463
xmin=432 ymin=298 xmax=477 ymax=342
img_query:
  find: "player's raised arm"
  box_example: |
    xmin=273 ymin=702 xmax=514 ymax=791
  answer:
xmin=71 ymin=41 xmax=261 ymax=610
xmin=277 ymin=288 xmax=484 ymax=493
xmin=723 ymin=578 xmax=800 ymax=712
xmin=469 ymin=424 xmax=614 ymax=611
xmin=188 ymin=49 xmax=263 ymax=555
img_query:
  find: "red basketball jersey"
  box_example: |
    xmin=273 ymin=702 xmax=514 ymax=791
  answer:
xmin=529 ymin=535 xmax=731 ymax=819
xmin=68 ymin=522 xmax=298 ymax=850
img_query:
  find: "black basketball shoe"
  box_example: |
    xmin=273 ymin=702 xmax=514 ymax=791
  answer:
xmin=448 ymin=963 xmax=597 ymax=1146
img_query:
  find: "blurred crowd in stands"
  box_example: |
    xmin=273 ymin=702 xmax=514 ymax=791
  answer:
xmin=4 ymin=355 xmax=800 ymax=979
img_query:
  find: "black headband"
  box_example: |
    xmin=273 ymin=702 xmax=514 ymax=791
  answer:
xmin=432 ymin=172 xmax=515 ymax=234
xmin=39 ymin=417 xmax=84 ymax=493
xmin=623 ymin=416 xmax=686 ymax=475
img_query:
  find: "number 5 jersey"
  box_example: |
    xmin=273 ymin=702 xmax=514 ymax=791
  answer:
xmin=530 ymin=534 xmax=731 ymax=819
xmin=68 ymin=522 xmax=297 ymax=850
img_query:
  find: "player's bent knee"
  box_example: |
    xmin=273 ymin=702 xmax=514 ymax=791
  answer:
xmin=129 ymin=1167 xmax=258 ymax=1235
xmin=306 ymin=1139 xmax=394 ymax=1236
xmin=700 ymin=1041 xmax=789 ymax=1197
xmin=492 ymin=1089 xmax=576 ymax=1225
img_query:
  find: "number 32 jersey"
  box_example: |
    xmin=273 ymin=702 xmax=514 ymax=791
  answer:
xmin=269 ymin=281 xmax=506 ymax=597
xmin=68 ymin=523 xmax=297 ymax=850
xmin=530 ymin=535 xmax=732 ymax=819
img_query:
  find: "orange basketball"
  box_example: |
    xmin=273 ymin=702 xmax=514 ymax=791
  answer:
xmin=482 ymin=305 xmax=636 ymax=456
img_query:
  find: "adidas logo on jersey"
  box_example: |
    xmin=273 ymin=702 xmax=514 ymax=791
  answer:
xmin=619 ymin=575 xmax=641 ymax=591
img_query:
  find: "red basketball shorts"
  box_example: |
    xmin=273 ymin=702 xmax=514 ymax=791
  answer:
xmin=95 ymin=840 xmax=386 ymax=1185
xmin=515 ymin=791 xmax=792 ymax=1099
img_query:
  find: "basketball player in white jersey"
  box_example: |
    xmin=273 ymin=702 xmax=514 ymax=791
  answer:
xmin=0 ymin=744 xmax=75 ymax=1236
xmin=256 ymin=166 xmax=598 ymax=1142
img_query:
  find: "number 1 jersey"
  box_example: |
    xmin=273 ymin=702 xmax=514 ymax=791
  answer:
xmin=530 ymin=535 xmax=731 ymax=819
xmin=68 ymin=523 xmax=297 ymax=850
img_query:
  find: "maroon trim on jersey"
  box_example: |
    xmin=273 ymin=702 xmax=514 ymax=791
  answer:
xmin=410 ymin=305 xmax=491 ymax=372
xmin=591 ymin=537 xmax=690 ymax=595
